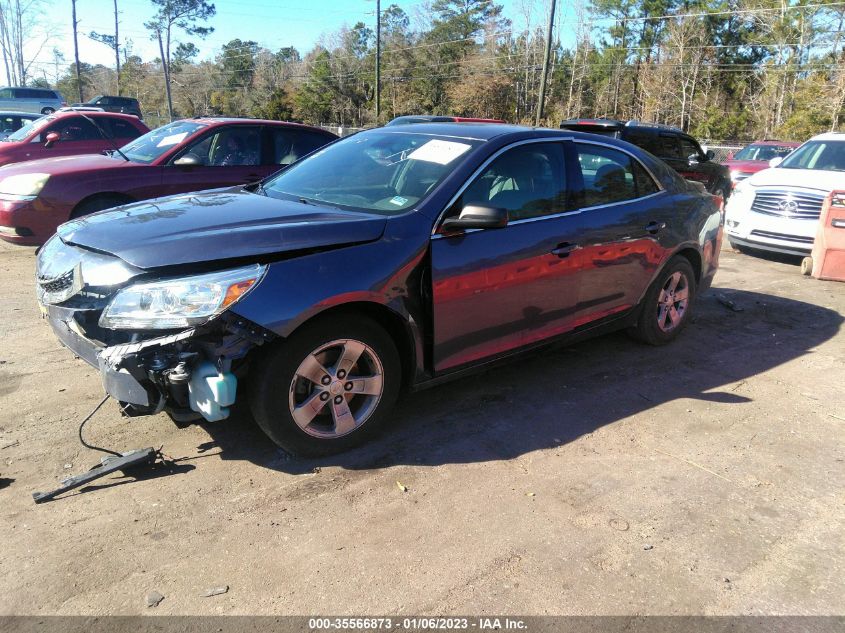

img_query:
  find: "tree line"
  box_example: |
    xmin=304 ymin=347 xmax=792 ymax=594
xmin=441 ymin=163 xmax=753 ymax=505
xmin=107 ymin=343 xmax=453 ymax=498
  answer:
xmin=8 ymin=0 xmax=845 ymax=141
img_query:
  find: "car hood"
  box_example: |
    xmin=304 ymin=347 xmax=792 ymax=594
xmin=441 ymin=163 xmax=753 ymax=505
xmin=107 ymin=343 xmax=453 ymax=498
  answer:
xmin=58 ymin=189 xmax=388 ymax=269
xmin=745 ymin=167 xmax=845 ymax=191
xmin=0 ymin=152 xmax=130 ymax=175
xmin=724 ymin=159 xmax=767 ymax=173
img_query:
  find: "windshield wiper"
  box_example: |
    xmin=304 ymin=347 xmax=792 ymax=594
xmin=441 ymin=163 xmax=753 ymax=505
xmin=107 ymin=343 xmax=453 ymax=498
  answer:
xmin=78 ymin=112 xmax=130 ymax=162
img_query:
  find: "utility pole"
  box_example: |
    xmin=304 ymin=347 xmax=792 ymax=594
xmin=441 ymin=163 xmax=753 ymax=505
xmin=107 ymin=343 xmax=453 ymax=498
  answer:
xmin=535 ymin=0 xmax=557 ymax=127
xmin=375 ymin=0 xmax=381 ymax=123
xmin=72 ymin=0 xmax=83 ymax=102
xmin=114 ymin=0 xmax=120 ymax=95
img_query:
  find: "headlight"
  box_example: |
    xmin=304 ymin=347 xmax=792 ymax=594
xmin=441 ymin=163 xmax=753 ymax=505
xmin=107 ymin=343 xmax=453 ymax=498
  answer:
xmin=99 ymin=264 xmax=266 ymax=329
xmin=0 ymin=172 xmax=49 ymax=199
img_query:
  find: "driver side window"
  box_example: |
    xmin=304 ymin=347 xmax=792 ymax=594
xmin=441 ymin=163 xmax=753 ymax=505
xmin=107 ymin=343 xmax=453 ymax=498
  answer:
xmin=454 ymin=143 xmax=567 ymax=222
xmin=177 ymin=126 xmax=262 ymax=166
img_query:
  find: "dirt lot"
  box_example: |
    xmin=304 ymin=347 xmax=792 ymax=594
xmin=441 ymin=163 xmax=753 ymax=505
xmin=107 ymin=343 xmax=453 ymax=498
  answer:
xmin=0 ymin=239 xmax=843 ymax=616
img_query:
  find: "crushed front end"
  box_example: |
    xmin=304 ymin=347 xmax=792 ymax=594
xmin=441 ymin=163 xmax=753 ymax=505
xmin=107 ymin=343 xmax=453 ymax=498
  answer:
xmin=36 ymin=236 xmax=273 ymax=422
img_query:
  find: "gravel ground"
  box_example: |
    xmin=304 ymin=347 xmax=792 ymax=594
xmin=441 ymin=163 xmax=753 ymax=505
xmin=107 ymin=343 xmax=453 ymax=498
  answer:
xmin=0 ymin=239 xmax=843 ymax=615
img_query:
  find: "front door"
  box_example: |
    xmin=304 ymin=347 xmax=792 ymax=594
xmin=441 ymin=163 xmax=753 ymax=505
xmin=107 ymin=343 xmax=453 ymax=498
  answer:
xmin=159 ymin=125 xmax=267 ymax=197
xmin=430 ymin=141 xmax=583 ymax=372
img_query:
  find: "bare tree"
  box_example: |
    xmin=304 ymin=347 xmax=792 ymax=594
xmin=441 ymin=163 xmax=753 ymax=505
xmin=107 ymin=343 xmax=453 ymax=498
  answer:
xmin=145 ymin=0 xmax=216 ymax=121
xmin=0 ymin=0 xmax=52 ymax=85
xmin=90 ymin=0 xmax=121 ymax=94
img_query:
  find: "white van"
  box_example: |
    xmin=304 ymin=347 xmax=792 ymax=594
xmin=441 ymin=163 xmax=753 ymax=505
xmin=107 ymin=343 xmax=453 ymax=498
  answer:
xmin=0 ymin=87 xmax=65 ymax=115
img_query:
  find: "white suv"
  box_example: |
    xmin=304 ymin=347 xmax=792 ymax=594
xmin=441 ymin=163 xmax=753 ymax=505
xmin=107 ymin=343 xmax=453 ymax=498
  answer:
xmin=725 ymin=132 xmax=845 ymax=255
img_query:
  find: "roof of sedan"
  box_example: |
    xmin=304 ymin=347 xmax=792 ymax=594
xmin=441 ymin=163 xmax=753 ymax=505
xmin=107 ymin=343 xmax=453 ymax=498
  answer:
xmin=189 ymin=117 xmax=335 ymax=132
xmin=375 ymin=122 xmax=599 ymax=142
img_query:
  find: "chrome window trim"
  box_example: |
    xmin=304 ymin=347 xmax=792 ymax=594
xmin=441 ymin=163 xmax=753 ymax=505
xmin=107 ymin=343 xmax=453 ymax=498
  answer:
xmin=431 ymin=136 xmax=665 ymax=237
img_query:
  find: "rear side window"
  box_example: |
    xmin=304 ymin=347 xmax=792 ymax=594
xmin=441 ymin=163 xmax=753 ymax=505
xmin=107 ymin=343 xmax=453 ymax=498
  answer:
xmin=575 ymin=143 xmax=658 ymax=207
xmin=269 ymin=128 xmax=333 ymax=165
xmin=0 ymin=88 xmax=12 ymax=99
xmin=104 ymin=118 xmax=142 ymax=138
xmin=658 ymin=135 xmax=683 ymax=160
xmin=624 ymin=131 xmax=662 ymax=156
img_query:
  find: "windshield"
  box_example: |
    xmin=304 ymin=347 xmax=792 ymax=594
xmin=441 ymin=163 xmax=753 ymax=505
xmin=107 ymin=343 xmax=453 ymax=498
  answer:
xmin=733 ymin=144 xmax=795 ymax=161
xmin=778 ymin=141 xmax=845 ymax=172
xmin=119 ymin=120 xmax=206 ymax=164
xmin=262 ymin=131 xmax=482 ymax=214
xmin=3 ymin=115 xmax=50 ymax=142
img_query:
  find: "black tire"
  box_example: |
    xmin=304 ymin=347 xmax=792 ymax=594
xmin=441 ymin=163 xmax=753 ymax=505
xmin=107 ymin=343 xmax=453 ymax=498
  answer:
xmin=41 ymin=107 xmax=55 ymax=115
xmin=629 ymin=256 xmax=697 ymax=346
xmin=248 ymin=314 xmax=401 ymax=456
xmin=70 ymin=194 xmax=132 ymax=220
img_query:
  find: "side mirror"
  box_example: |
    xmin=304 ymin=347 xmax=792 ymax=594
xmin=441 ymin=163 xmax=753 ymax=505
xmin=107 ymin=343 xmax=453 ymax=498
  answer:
xmin=173 ymin=154 xmax=202 ymax=167
xmin=440 ymin=204 xmax=508 ymax=233
xmin=705 ymin=149 xmax=715 ymax=161
xmin=768 ymin=157 xmax=784 ymax=168
xmin=44 ymin=131 xmax=60 ymax=148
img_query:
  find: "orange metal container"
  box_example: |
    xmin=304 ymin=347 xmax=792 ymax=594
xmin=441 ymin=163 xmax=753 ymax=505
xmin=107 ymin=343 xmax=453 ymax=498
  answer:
xmin=802 ymin=190 xmax=845 ymax=282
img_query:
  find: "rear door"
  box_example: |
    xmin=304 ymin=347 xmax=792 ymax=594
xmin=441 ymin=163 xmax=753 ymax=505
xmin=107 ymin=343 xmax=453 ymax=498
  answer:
xmin=12 ymin=88 xmax=39 ymax=113
xmin=570 ymin=141 xmax=671 ymax=325
xmin=430 ymin=140 xmax=584 ymax=372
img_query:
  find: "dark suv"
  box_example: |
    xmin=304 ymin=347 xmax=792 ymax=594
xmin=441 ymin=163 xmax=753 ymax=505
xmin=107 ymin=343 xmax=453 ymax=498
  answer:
xmin=74 ymin=95 xmax=143 ymax=119
xmin=560 ymin=119 xmax=731 ymax=199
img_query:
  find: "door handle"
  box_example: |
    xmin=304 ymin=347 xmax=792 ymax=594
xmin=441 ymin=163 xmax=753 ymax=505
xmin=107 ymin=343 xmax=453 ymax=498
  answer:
xmin=551 ymin=242 xmax=579 ymax=258
xmin=246 ymin=173 xmax=261 ymax=181
xmin=645 ymin=221 xmax=667 ymax=234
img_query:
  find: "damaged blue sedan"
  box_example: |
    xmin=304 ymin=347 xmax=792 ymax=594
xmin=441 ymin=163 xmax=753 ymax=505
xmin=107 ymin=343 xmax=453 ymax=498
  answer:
xmin=36 ymin=123 xmax=722 ymax=455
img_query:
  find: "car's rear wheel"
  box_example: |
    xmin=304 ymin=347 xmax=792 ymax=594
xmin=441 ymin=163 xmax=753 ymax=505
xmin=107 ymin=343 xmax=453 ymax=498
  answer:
xmin=41 ymin=107 xmax=55 ymax=115
xmin=629 ymin=256 xmax=696 ymax=345
xmin=248 ymin=314 xmax=401 ymax=456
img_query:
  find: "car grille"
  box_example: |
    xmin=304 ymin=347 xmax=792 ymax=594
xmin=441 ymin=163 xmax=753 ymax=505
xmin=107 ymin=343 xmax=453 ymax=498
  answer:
xmin=749 ymin=230 xmax=814 ymax=244
xmin=750 ymin=189 xmax=825 ymax=219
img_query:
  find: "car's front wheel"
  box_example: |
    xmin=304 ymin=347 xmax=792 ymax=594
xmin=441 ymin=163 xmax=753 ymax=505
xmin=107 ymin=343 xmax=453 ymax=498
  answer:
xmin=248 ymin=314 xmax=401 ymax=456
xmin=41 ymin=107 xmax=55 ymax=115
xmin=629 ymin=256 xmax=696 ymax=345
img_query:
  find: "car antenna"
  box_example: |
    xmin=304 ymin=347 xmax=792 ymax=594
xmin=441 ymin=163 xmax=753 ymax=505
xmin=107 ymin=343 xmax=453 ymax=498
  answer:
xmin=77 ymin=111 xmax=131 ymax=162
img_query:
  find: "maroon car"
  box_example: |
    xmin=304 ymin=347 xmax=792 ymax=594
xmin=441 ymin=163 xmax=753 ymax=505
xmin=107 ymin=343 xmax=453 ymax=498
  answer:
xmin=0 ymin=110 xmax=148 ymax=167
xmin=724 ymin=140 xmax=801 ymax=187
xmin=0 ymin=118 xmax=338 ymax=244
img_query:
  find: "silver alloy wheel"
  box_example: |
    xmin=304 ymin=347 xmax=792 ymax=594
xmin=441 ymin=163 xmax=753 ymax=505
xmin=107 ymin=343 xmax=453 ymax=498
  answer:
xmin=288 ymin=338 xmax=385 ymax=439
xmin=656 ymin=271 xmax=690 ymax=333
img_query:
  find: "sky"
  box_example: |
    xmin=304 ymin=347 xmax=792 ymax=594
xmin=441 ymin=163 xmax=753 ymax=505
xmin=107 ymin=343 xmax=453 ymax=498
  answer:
xmin=25 ymin=0 xmax=567 ymax=83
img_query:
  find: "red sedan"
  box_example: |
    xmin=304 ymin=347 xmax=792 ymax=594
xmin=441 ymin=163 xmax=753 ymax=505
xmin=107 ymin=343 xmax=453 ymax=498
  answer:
xmin=0 ymin=118 xmax=338 ymax=244
xmin=723 ymin=140 xmax=801 ymax=187
xmin=0 ymin=110 xmax=148 ymax=167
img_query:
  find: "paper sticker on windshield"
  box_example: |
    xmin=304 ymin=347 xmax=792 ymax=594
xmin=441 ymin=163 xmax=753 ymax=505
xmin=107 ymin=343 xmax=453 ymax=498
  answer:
xmin=408 ymin=140 xmax=472 ymax=165
xmin=389 ymin=196 xmax=408 ymax=206
xmin=156 ymin=132 xmax=188 ymax=147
